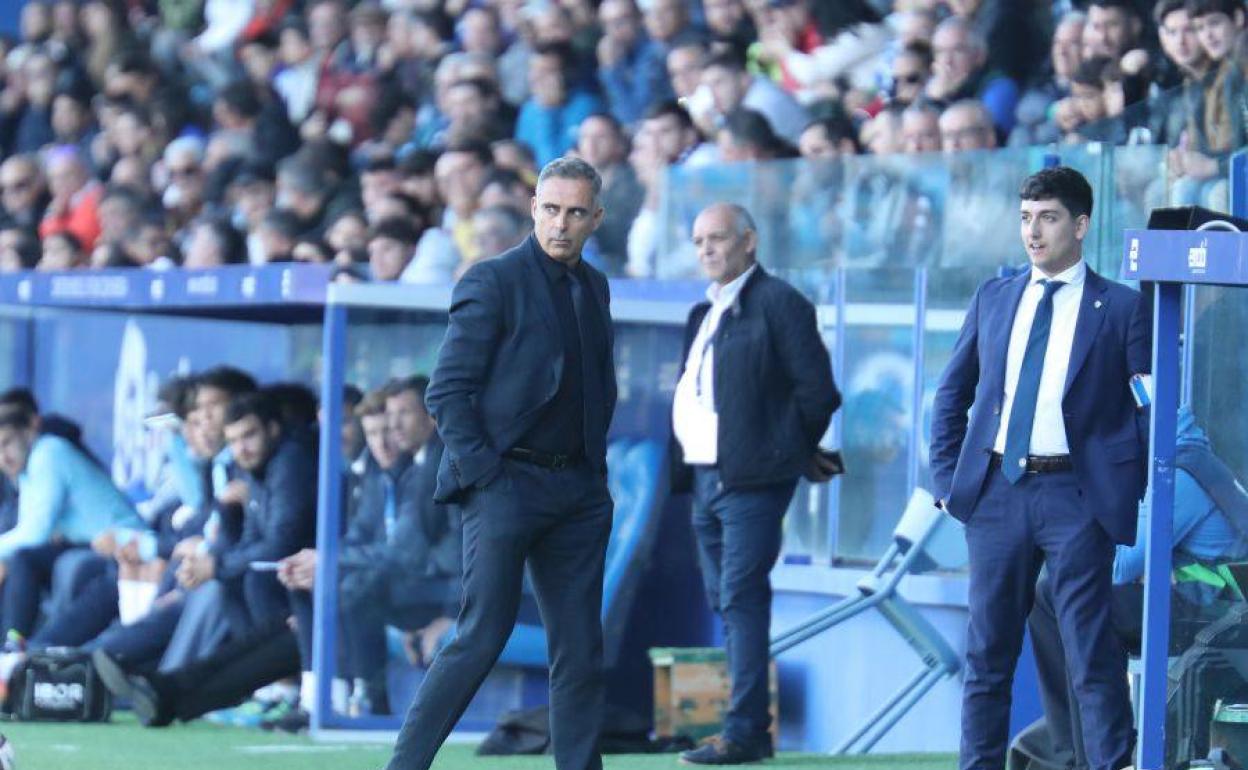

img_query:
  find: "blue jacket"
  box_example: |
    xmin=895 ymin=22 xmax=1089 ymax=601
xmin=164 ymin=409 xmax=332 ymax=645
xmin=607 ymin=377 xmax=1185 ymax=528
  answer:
xmin=426 ymin=235 xmax=616 ymax=503
xmin=514 ymin=91 xmax=606 ymax=167
xmin=670 ymin=266 xmax=840 ymax=492
xmin=0 ymin=434 xmax=141 ymax=560
xmin=929 ymin=266 xmax=1152 ymax=544
xmin=212 ymin=436 xmax=318 ymax=580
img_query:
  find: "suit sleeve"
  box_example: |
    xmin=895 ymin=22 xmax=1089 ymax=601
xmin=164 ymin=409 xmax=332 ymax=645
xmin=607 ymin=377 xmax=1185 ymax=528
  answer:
xmin=1126 ymin=286 xmax=1154 ymax=483
xmin=929 ymin=283 xmax=984 ymax=503
xmin=425 ymin=264 xmax=506 ymax=489
xmin=771 ymin=288 xmax=840 ymax=449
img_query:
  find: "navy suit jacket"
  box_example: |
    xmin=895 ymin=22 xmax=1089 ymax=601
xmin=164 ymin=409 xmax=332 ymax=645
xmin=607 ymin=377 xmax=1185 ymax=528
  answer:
xmin=929 ymin=266 xmax=1152 ymax=545
xmin=426 ymin=235 xmax=617 ymax=503
xmin=670 ymin=266 xmax=840 ymax=492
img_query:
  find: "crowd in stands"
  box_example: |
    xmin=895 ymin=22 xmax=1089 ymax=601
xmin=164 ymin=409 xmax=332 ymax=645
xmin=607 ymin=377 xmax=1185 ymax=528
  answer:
xmin=0 ymin=0 xmax=1245 ymax=281
xmin=0 ymin=367 xmax=457 ymax=732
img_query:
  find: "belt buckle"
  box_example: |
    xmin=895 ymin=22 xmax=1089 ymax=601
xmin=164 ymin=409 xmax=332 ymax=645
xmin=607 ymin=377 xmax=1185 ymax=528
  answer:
xmin=551 ymin=454 xmax=568 ymax=470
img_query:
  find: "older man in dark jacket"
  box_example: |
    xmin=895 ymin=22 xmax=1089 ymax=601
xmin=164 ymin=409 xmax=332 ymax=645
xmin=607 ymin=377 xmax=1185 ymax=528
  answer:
xmin=672 ymin=202 xmax=841 ymax=765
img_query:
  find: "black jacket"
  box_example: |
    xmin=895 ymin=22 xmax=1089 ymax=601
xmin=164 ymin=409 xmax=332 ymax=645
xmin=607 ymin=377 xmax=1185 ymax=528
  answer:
xmin=671 ymin=266 xmax=840 ymax=492
xmin=427 ymin=235 xmax=616 ymax=502
xmin=213 ymin=436 xmax=318 ymax=581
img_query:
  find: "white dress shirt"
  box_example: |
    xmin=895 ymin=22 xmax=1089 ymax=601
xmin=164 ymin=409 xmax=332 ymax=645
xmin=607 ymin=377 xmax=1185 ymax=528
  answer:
xmin=993 ymin=260 xmax=1086 ymax=456
xmin=672 ymin=264 xmax=759 ymax=465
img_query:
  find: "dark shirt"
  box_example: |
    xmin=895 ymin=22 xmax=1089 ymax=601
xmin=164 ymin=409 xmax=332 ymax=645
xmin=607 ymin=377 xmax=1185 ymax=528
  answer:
xmin=519 ymin=246 xmax=588 ymax=458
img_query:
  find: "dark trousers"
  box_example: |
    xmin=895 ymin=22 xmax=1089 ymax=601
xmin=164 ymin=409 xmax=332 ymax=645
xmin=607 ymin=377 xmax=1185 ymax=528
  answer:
xmin=149 ymin=615 xmax=301 ymax=723
xmin=30 ymin=564 xmax=120 ymax=648
xmin=962 ymin=467 xmax=1133 ymax=770
xmin=690 ymin=467 xmax=795 ymax=747
xmin=340 ymin=573 xmax=449 ymax=683
xmin=2 ymin=544 xmax=106 ymax=638
xmin=386 ymin=459 xmax=612 ymax=770
xmin=89 ymin=594 xmax=186 ymax=672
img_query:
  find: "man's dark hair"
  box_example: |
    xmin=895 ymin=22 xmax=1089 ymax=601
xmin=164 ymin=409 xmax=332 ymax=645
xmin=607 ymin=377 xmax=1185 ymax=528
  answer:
xmin=384 ymin=375 xmax=430 ymax=403
xmin=443 ymin=139 xmax=494 ymax=168
xmin=803 ymin=115 xmax=862 ymax=153
xmin=644 ymin=99 xmax=697 ymax=131
xmin=2 ymin=227 xmax=41 ymax=269
xmin=1019 ymin=166 xmax=1094 ymax=220
xmin=483 ymin=167 xmax=531 ymax=194
xmin=0 ymin=388 xmax=39 ymax=415
xmin=158 ymin=376 xmax=197 ymax=420
xmin=344 ymin=384 xmax=363 ymax=410
xmin=261 ymin=382 xmax=319 ymax=429
xmin=1185 ymin=0 xmax=1242 ymax=18
xmin=451 ymin=76 xmax=499 ymax=101
xmin=101 ymin=184 xmax=147 ymax=215
xmin=217 ymin=80 xmax=263 ymax=120
xmin=224 ymin=391 xmax=282 ymax=428
xmin=370 ymin=216 xmax=423 ymax=247
xmin=194 ymin=217 xmax=246 ymax=265
xmin=532 ymin=43 xmax=572 ymax=70
xmin=1154 ymin=0 xmax=1188 ymax=25
xmin=380 ymin=192 xmax=425 ymax=220
xmin=582 ymin=111 xmax=624 ymax=136
xmin=1090 ymin=0 xmax=1140 ymax=14
xmin=899 ymin=40 xmax=934 ymax=70
xmin=398 ymin=148 xmax=438 ymax=176
xmin=111 ymin=50 xmax=157 ymax=77
xmin=261 ymin=209 xmax=303 ymax=240
xmin=704 ymin=48 xmax=748 ymax=74
xmin=362 ymin=154 xmax=397 ymax=174
xmin=197 ymin=366 xmax=258 ymax=398
xmin=722 ymin=108 xmax=791 ymax=156
xmin=0 ymin=403 xmax=35 ymax=432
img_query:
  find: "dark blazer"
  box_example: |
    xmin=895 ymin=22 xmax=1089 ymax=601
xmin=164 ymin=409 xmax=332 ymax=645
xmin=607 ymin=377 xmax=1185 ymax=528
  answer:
xmin=670 ymin=266 xmax=841 ymax=492
xmin=427 ymin=235 xmax=617 ymax=503
xmin=213 ymin=435 xmax=319 ymax=580
xmin=929 ymin=266 xmax=1152 ymax=545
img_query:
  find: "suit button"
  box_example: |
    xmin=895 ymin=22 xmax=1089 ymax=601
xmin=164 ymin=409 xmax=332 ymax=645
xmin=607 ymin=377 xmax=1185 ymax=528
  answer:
xmin=993 ymin=405 xmax=1001 ymax=415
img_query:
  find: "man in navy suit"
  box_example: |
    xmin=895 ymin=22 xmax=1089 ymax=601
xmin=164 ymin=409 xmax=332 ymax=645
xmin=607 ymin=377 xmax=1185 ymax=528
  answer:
xmin=672 ymin=203 xmax=841 ymax=764
xmin=385 ymin=157 xmax=616 ymax=770
xmin=930 ymin=166 xmax=1150 ymax=770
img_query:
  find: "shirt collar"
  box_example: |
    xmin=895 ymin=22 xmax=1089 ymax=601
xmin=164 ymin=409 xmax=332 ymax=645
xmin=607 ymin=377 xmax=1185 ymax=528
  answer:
xmin=1029 ymin=259 xmax=1085 ymax=288
xmin=530 ymin=235 xmax=582 ymax=284
xmin=706 ymin=263 xmax=759 ymax=307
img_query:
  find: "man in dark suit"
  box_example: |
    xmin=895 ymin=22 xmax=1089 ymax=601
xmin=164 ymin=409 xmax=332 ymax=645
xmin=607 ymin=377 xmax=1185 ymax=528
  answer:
xmin=672 ymin=203 xmax=841 ymax=765
xmin=385 ymin=157 xmax=616 ymax=770
xmin=930 ymin=166 xmax=1150 ymax=770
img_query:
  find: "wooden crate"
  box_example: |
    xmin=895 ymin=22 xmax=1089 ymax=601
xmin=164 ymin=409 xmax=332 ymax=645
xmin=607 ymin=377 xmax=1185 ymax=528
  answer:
xmin=648 ymin=647 xmax=778 ymax=745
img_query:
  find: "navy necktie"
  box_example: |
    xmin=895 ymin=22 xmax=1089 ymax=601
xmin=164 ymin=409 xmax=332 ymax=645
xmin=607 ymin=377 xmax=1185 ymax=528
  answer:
xmin=1002 ymin=279 xmax=1065 ymax=483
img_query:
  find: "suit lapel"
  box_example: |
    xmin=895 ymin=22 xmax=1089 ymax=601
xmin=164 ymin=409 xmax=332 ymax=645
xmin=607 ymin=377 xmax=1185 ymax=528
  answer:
xmin=1063 ymin=268 xmax=1109 ymax=396
xmin=988 ymin=270 xmax=1031 ymax=395
xmin=520 ymin=237 xmax=559 ymax=338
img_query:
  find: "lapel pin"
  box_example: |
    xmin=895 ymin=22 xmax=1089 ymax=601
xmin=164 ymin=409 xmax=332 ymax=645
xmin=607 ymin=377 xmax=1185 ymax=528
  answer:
xmin=1094 ymin=300 xmax=1103 ymax=309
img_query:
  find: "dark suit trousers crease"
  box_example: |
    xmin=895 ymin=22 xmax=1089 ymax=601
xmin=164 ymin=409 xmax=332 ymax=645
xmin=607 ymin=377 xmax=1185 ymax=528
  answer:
xmin=691 ymin=467 xmax=796 ymax=747
xmin=386 ymin=459 xmax=612 ymax=770
xmin=962 ymin=469 xmax=1133 ymax=770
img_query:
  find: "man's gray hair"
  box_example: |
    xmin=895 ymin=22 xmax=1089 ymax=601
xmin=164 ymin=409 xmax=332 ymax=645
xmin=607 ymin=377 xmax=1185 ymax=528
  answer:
xmin=537 ymin=157 xmax=603 ymax=208
xmin=719 ymin=202 xmax=757 ymax=238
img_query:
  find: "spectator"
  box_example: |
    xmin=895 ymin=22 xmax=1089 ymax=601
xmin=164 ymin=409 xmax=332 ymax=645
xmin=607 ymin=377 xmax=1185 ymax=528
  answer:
xmin=1086 ymin=0 xmax=1147 ymax=61
xmin=0 ymin=155 xmax=49 ymax=230
xmin=1147 ymin=0 xmax=1211 ymax=147
xmin=700 ymin=49 xmax=810 ymax=146
xmin=274 ymin=19 xmax=319 ymax=125
xmin=1010 ymin=11 xmax=1086 ymax=147
xmin=257 ymin=209 xmax=301 ymax=264
xmin=0 ymin=227 xmax=41 ymax=273
xmin=368 ymin=217 xmax=422 ymax=282
xmin=576 ymin=112 xmax=643 ymax=275
xmin=667 ymin=39 xmax=708 ymax=100
xmin=0 ymin=399 xmax=142 ymax=646
xmin=37 ymin=228 xmax=85 ymax=271
xmin=39 ymin=144 xmax=102 ymax=251
xmin=440 ymin=77 xmax=511 ymax=147
xmin=925 ymin=16 xmax=1019 ymax=135
xmin=939 ymin=99 xmax=998 ymax=152
xmin=797 ymin=115 xmax=861 ymax=160
xmin=890 ymin=42 xmax=934 ymax=107
xmin=903 ymin=103 xmax=944 ymax=154
xmin=274 ymin=155 xmax=334 ymax=239
xmin=597 ymin=0 xmax=670 ymax=127
xmin=489 ymin=139 xmax=539 ymax=185
xmin=183 ymin=218 xmax=246 ymax=269
xmin=704 ymin=0 xmax=755 ymax=52
xmin=160 ymin=138 xmax=208 ymax=241
xmin=466 ymin=205 xmax=530 ymax=276
xmin=212 ymin=80 xmax=300 ymax=164
xmin=1065 ymin=57 xmax=1116 ymax=141
xmin=93 ymin=185 xmax=149 ymax=268
xmin=49 ymin=90 xmax=96 ymax=157
xmin=515 ymin=44 xmax=606 ymax=166
xmin=754 ymin=0 xmax=893 ymax=100
xmin=1168 ymin=0 xmax=1246 ymax=209
xmin=6 ymin=50 xmax=59 ymax=155
xmin=404 ymin=141 xmax=492 ymax=283
xmin=643 ymin=99 xmax=717 ymax=167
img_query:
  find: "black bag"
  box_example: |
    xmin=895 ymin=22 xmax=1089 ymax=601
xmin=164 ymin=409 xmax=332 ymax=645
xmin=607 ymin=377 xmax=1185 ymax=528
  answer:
xmin=7 ymin=649 xmax=111 ymax=722
xmin=1168 ymin=604 xmax=1248 ymax=768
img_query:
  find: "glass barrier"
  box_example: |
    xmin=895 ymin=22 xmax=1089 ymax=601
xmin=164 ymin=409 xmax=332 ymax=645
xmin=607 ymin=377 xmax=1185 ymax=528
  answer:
xmin=1161 ymin=283 xmax=1248 ymax=766
xmin=657 ymin=143 xmax=1178 ymax=565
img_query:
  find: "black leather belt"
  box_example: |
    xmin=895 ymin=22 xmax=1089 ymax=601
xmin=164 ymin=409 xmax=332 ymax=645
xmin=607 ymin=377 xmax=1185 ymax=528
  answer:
xmin=503 ymin=447 xmax=581 ymax=470
xmin=990 ymin=452 xmax=1073 ymax=474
